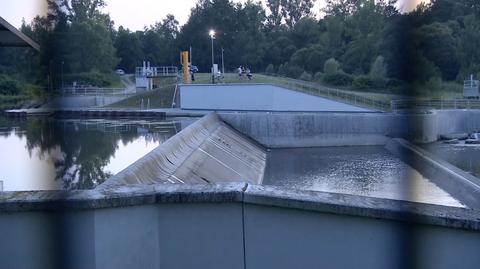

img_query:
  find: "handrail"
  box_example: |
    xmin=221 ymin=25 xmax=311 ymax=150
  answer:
xmin=136 ymin=66 xmax=178 ymax=77
xmin=60 ymin=87 xmax=134 ymax=96
xmin=391 ymin=99 xmax=480 ymax=110
xmin=261 ymin=74 xmax=391 ymax=111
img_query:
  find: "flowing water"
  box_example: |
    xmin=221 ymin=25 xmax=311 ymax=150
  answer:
xmin=263 ymin=146 xmax=464 ymax=207
xmin=421 ymin=142 xmax=480 ymax=179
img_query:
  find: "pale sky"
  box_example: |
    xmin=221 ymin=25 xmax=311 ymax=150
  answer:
xmin=0 ymin=0 xmax=427 ymax=31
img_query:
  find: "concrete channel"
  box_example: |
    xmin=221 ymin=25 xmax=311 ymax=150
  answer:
xmin=2 ymin=83 xmax=480 ymax=268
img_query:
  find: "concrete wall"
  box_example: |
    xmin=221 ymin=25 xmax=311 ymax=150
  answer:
xmin=219 ymin=112 xmax=407 ymax=147
xmin=435 ymin=110 xmax=480 ymax=136
xmin=244 ymin=204 xmax=480 ymax=269
xmin=399 ymin=110 xmax=480 ymax=143
xmin=44 ymin=96 xmax=128 ymax=108
xmin=180 ymin=84 xmax=371 ymax=112
xmin=0 ymin=204 xmax=244 ymax=269
xmin=1 ymin=183 xmax=480 ymax=269
xmin=217 ymin=110 xmax=480 ymax=146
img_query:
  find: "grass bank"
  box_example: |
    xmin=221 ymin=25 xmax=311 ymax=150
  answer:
xmin=107 ymin=84 xmax=176 ymax=109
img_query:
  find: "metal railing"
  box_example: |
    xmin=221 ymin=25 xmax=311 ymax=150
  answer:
xmin=60 ymin=87 xmax=133 ymax=96
xmin=262 ymin=75 xmax=391 ymax=111
xmin=135 ymin=66 xmax=178 ymax=77
xmin=391 ymin=99 xmax=480 ymax=110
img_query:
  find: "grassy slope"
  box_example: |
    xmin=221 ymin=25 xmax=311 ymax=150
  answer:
xmin=0 ymin=95 xmax=31 ymax=110
xmin=107 ymin=84 xmax=176 ymax=109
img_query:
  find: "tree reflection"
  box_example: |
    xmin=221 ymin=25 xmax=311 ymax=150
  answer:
xmin=1 ymin=116 xmax=179 ymax=190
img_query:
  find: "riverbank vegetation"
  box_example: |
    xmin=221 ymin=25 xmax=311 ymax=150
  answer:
xmin=1 ymin=0 xmax=480 ymax=109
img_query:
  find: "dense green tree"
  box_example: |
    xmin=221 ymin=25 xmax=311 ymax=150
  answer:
xmin=413 ymin=22 xmax=460 ymax=80
xmin=280 ymin=0 xmax=315 ymax=27
xmin=139 ymin=14 xmax=180 ymax=67
xmin=266 ymin=0 xmax=282 ymax=27
xmin=114 ymin=27 xmax=144 ymax=72
xmin=324 ymin=0 xmax=362 ymax=19
xmin=6 ymin=0 xmax=480 ymax=99
xmin=458 ymin=15 xmax=480 ymax=79
xmin=341 ymin=0 xmax=385 ymax=74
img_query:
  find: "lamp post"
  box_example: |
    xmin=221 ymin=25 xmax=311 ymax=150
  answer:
xmin=221 ymin=47 xmax=225 ymax=78
xmin=209 ymin=29 xmax=215 ymax=84
xmin=61 ymin=61 xmax=64 ymax=90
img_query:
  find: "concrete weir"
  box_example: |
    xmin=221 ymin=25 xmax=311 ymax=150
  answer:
xmin=3 ymin=110 xmax=480 ymax=268
xmin=101 ymin=113 xmax=266 ymax=188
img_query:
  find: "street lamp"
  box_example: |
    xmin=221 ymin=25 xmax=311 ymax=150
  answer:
xmin=209 ymin=29 xmax=216 ymax=84
xmin=61 ymin=61 xmax=64 ymax=90
xmin=221 ymin=47 xmax=225 ymax=78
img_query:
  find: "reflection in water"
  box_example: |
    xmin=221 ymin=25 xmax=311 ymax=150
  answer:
xmin=421 ymin=142 xmax=480 ymax=178
xmin=263 ymin=147 xmax=464 ymax=207
xmin=0 ymin=117 xmax=192 ymax=191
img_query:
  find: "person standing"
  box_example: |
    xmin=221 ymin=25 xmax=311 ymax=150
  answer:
xmin=238 ymin=66 xmax=243 ymax=80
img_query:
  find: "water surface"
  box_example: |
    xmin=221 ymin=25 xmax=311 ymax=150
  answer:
xmin=421 ymin=142 xmax=480 ymax=178
xmin=0 ymin=117 xmax=193 ymax=191
xmin=263 ymin=146 xmax=463 ymax=207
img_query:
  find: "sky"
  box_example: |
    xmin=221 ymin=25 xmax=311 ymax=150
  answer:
xmin=0 ymin=0 xmax=428 ymax=31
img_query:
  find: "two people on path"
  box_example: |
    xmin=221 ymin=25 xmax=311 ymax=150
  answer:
xmin=238 ymin=66 xmax=253 ymax=80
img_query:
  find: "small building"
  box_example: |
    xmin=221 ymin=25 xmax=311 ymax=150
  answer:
xmin=0 ymin=16 xmax=40 ymax=51
xmin=464 ymin=75 xmax=479 ymax=99
xmin=135 ymin=61 xmax=178 ymax=91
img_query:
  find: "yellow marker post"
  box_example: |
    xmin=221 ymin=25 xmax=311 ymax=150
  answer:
xmin=181 ymin=51 xmax=190 ymax=84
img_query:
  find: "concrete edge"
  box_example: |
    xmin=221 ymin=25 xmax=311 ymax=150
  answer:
xmin=1 ymin=182 xmax=480 ymax=231
xmin=386 ymin=138 xmax=480 ymax=209
xmin=179 ymin=83 xmax=272 ymax=87
xmin=0 ymin=183 xmax=246 ymax=212
xmin=243 ymin=184 xmax=480 ymax=231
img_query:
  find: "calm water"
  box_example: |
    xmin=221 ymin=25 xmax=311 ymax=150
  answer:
xmin=421 ymin=142 xmax=480 ymax=179
xmin=0 ymin=116 xmax=193 ymax=191
xmin=263 ymin=146 xmax=464 ymax=207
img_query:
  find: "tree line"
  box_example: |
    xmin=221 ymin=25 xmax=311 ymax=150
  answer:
xmin=1 ymin=0 xmax=480 ymax=95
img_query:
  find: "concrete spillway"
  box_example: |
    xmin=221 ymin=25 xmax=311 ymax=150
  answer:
xmin=101 ymin=113 xmax=266 ymax=188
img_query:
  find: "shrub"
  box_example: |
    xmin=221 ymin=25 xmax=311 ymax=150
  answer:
xmin=299 ymin=71 xmax=312 ymax=81
xmin=353 ymin=75 xmax=374 ymax=90
xmin=265 ymin=64 xmax=275 ymax=74
xmin=386 ymin=78 xmax=404 ymax=88
xmin=324 ymin=58 xmax=341 ymax=76
xmin=277 ymin=64 xmax=286 ymax=76
xmin=285 ymin=65 xmax=304 ymax=79
xmin=313 ymin=72 xmax=323 ymax=82
xmin=322 ymin=72 xmax=353 ymax=86
xmin=370 ymin=56 xmax=388 ymax=81
xmin=64 ymin=71 xmax=119 ymax=87
xmin=0 ymin=75 xmax=21 ymax=95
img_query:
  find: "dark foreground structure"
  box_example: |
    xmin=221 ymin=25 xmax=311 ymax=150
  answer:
xmin=0 ymin=16 xmax=39 ymax=50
